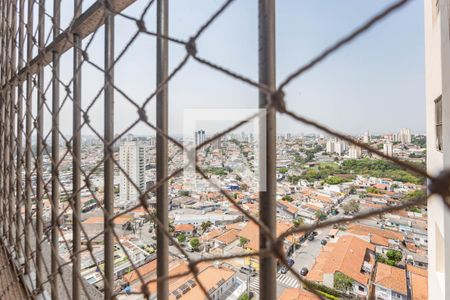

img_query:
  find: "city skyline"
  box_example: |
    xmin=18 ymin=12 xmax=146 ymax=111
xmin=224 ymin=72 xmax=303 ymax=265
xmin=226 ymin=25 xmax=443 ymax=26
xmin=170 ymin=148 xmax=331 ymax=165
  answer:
xmin=36 ymin=0 xmax=424 ymax=137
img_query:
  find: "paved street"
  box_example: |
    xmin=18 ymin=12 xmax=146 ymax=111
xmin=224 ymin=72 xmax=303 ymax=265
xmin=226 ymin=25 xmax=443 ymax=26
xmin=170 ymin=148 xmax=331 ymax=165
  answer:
xmin=291 ymin=226 xmax=331 ymax=273
xmin=236 ymin=272 xmax=300 ymax=299
xmin=234 ymin=226 xmax=332 ymax=299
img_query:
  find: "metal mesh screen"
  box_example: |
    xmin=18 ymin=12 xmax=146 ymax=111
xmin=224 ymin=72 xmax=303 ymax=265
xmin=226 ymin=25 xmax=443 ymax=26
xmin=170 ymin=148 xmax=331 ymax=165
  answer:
xmin=0 ymin=0 xmax=446 ymax=299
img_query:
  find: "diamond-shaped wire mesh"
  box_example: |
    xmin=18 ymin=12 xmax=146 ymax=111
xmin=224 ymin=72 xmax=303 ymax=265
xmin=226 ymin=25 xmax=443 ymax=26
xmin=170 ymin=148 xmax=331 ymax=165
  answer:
xmin=0 ymin=0 xmax=445 ymax=299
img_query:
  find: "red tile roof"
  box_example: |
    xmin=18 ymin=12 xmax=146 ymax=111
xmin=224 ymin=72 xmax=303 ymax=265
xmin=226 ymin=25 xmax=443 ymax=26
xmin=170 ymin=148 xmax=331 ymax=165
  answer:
xmin=307 ymin=236 xmax=374 ymax=285
xmin=278 ymin=288 xmax=319 ymax=300
xmin=374 ymin=263 xmax=407 ymax=295
xmin=174 ymin=224 xmax=195 ymax=232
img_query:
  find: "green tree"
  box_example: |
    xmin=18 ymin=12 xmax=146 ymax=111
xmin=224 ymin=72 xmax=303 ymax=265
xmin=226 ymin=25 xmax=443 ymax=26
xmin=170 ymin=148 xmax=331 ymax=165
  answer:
xmin=201 ymin=221 xmax=213 ymax=232
xmin=386 ymin=249 xmax=403 ymax=263
xmin=366 ymin=186 xmax=381 ymax=194
xmin=177 ymin=233 xmax=186 ymax=243
xmin=179 ymin=190 xmax=190 ymax=197
xmin=324 ymin=176 xmax=346 ymax=185
xmin=282 ymin=195 xmax=294 ymax=202
xmin=238 ymin=294 xmax=250 ymax=300
xmin=287 ymin=175 xmax=301 ymax=184
xmin=279 ymin=167 xmax=288 ymax=174
xmin=190 ymin=238 xmax=200 ymax=251
xmin=315 ymin=211 xmax=327 ymax=221
xmin=293 ymin=217 xmax=304 ymax=227
xmin=239 ymin=237 xmax=249 ymax=247
xmin=342 ymin=199 xmax=359 ymax=215
xmin=334 ymin=272 xmax=354 ymax=292
xmin=402 ymin=189 xmax=426 ymax=202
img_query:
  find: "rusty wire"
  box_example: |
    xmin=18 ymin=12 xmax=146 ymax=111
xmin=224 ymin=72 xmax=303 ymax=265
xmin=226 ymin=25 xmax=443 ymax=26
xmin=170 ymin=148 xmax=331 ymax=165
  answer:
xmin=0 ymin=0 xmax=446 ymax=299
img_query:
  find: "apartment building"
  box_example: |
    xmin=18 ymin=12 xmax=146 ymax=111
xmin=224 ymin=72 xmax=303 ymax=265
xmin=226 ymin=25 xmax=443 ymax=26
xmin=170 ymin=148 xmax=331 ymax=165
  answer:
xmin=424 ymin=0 xmax=450 ymax=298
xmin=119 ymin=141 xmax=147 ymax=204
xmin=398 ymin=128 xmax=412 ymax=144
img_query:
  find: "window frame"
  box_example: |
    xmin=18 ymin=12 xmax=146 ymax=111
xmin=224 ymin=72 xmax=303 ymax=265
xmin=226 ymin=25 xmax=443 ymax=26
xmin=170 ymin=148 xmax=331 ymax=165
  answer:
xmin=435 ymin=96 xmax=443 ymax=151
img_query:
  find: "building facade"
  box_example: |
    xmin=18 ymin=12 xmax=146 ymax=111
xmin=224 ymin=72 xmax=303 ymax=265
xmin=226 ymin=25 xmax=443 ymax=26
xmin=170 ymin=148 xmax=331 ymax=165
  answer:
xmin=383 ymin=142 xmax=393 ymax=157
xmin=119 ymin=141 xmax=147 ymax=204
xmin=424 ymin=0 xmax=450 ymax=298
xmin=398 ymin=128 xmax=412 ymax=144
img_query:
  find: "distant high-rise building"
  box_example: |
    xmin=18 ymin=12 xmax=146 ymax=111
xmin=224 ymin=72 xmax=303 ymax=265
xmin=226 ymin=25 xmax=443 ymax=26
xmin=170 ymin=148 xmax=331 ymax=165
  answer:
xmin=398 ymin=128 xmax=412 ymax=144
xmin=384 ymin=134 xmax=395 ymax=142
xmin=195 ymin=130 xmax=206 ymax=147
xmin=212 ymin=136 xmax=222 ymax=150
xmin=148 ymin=137 xmax=156 ymax=147
xmin=120 ymin=141 xmax=147 ymax=204
xmin=348 ymin=146 xmax=362 ymax=159
xmin=249 ymin=133 xmax=254 ymax=143
xmin=383 ymin=142 xmax=393 ymax=157
xmin=326 ymin=140 xmax=335 ymax=153
xmin=334 ymin=140 xmax=347 ymax=156
xmin=326 ymin=139 xmax=347 ymax=156
xmin=363 ymin=131 xmax=370 ymax=144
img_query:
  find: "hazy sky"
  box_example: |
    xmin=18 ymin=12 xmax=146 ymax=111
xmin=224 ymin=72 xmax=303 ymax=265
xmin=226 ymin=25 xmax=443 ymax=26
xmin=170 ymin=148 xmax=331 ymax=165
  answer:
xmin=47 ymin=0 xmax=425 ymax=138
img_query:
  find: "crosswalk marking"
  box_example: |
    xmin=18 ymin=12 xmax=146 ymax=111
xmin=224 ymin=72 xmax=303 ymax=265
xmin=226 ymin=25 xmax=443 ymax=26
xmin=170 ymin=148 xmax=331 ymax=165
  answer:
xmin=277 ymin=274 xmax=300 ymax=288
xmin=244 ymin=273 xmax=300 ymax=299
xmin=249 ymin=275 xmax=260 ymax=291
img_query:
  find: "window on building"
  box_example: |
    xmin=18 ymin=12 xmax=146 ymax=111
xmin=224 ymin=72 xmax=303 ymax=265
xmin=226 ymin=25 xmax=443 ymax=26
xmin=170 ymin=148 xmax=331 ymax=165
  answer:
xmin=435 ymin=96 xmax=443 ymax=151
xmin=358 ymin=285 xmax=365 ymax=292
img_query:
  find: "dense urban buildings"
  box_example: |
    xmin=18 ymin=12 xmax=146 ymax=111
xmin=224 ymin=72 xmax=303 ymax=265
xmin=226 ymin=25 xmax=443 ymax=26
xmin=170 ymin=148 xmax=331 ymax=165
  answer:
xmin=22 ymin=129 xmax=427 ymax=299
xmin=0 ymin=1 xmax=438 ymax=299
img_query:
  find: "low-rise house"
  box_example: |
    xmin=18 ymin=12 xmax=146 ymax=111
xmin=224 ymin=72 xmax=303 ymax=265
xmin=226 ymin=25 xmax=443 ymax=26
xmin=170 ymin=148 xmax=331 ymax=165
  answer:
xmin=372 ymin=263 xmax=407 ymax=300
xmin=124 ymin=261 xmax=240 ymax=300
xmin=406 ymin=253 xmax=428 ymax=268
xmin=174 ymin=224 xmax=196 ymax=236
xmin=347 ymin=224 xmax=404 ymax=246
xmin=408 ymin=228 xmax=428 ymax=248
xmin=277 ymin=199 xmax=299 ymax=219
xmin=212 ymin=228 xmax=240 ymax=251
xmin=307 ymin=236 xmax=375 ymax=297
xmin=406 ymin=265 xmax=428 ymax=300
xmin=296 ymin=205 xmax=318 ymax=224
xmin=189 ymin=201 xmax=222 ymax=212
xmin=173 ymin=213 xmax=243 ymax=226
xmin=385 ymin=217 xmax=413 ymax=233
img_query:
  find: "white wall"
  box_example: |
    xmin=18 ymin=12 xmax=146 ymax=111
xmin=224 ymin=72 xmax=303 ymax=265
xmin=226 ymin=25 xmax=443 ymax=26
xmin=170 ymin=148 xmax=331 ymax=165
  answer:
xmin=425 ymin=0 xmax=450 ymax=299
xmin=374 ymin=285 xmax=407 ymax=300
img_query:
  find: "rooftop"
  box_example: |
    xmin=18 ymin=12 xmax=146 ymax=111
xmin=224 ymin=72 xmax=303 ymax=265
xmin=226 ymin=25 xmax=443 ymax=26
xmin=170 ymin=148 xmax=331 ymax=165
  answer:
xmin=373 ymin=263 xmax=407 ymax=295
xmin=307 ymin=236 xmax=375 ymax=285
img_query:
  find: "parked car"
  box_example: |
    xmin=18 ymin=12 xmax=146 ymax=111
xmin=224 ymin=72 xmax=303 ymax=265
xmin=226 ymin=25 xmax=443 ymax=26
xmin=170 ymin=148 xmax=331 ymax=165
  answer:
xmin=312 ymin=231 xmax=318 ymax=236
xmin=240 ymin=266 xmax=256 ymax=276
xmin=300 ymin=267 xmax=309 ymax=276
xmin=279 ymin=259 xmax=294 ymax=274
xmin=321 ymin=239 xmax=327 ymax=246
xmin=307 ymin=234 xmax=314 ymax=241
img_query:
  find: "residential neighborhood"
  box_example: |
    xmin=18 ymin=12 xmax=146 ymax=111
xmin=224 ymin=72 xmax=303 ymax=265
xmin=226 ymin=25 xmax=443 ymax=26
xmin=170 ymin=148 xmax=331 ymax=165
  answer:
xmin=25 ymin=130 xmax=428 ymax=299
